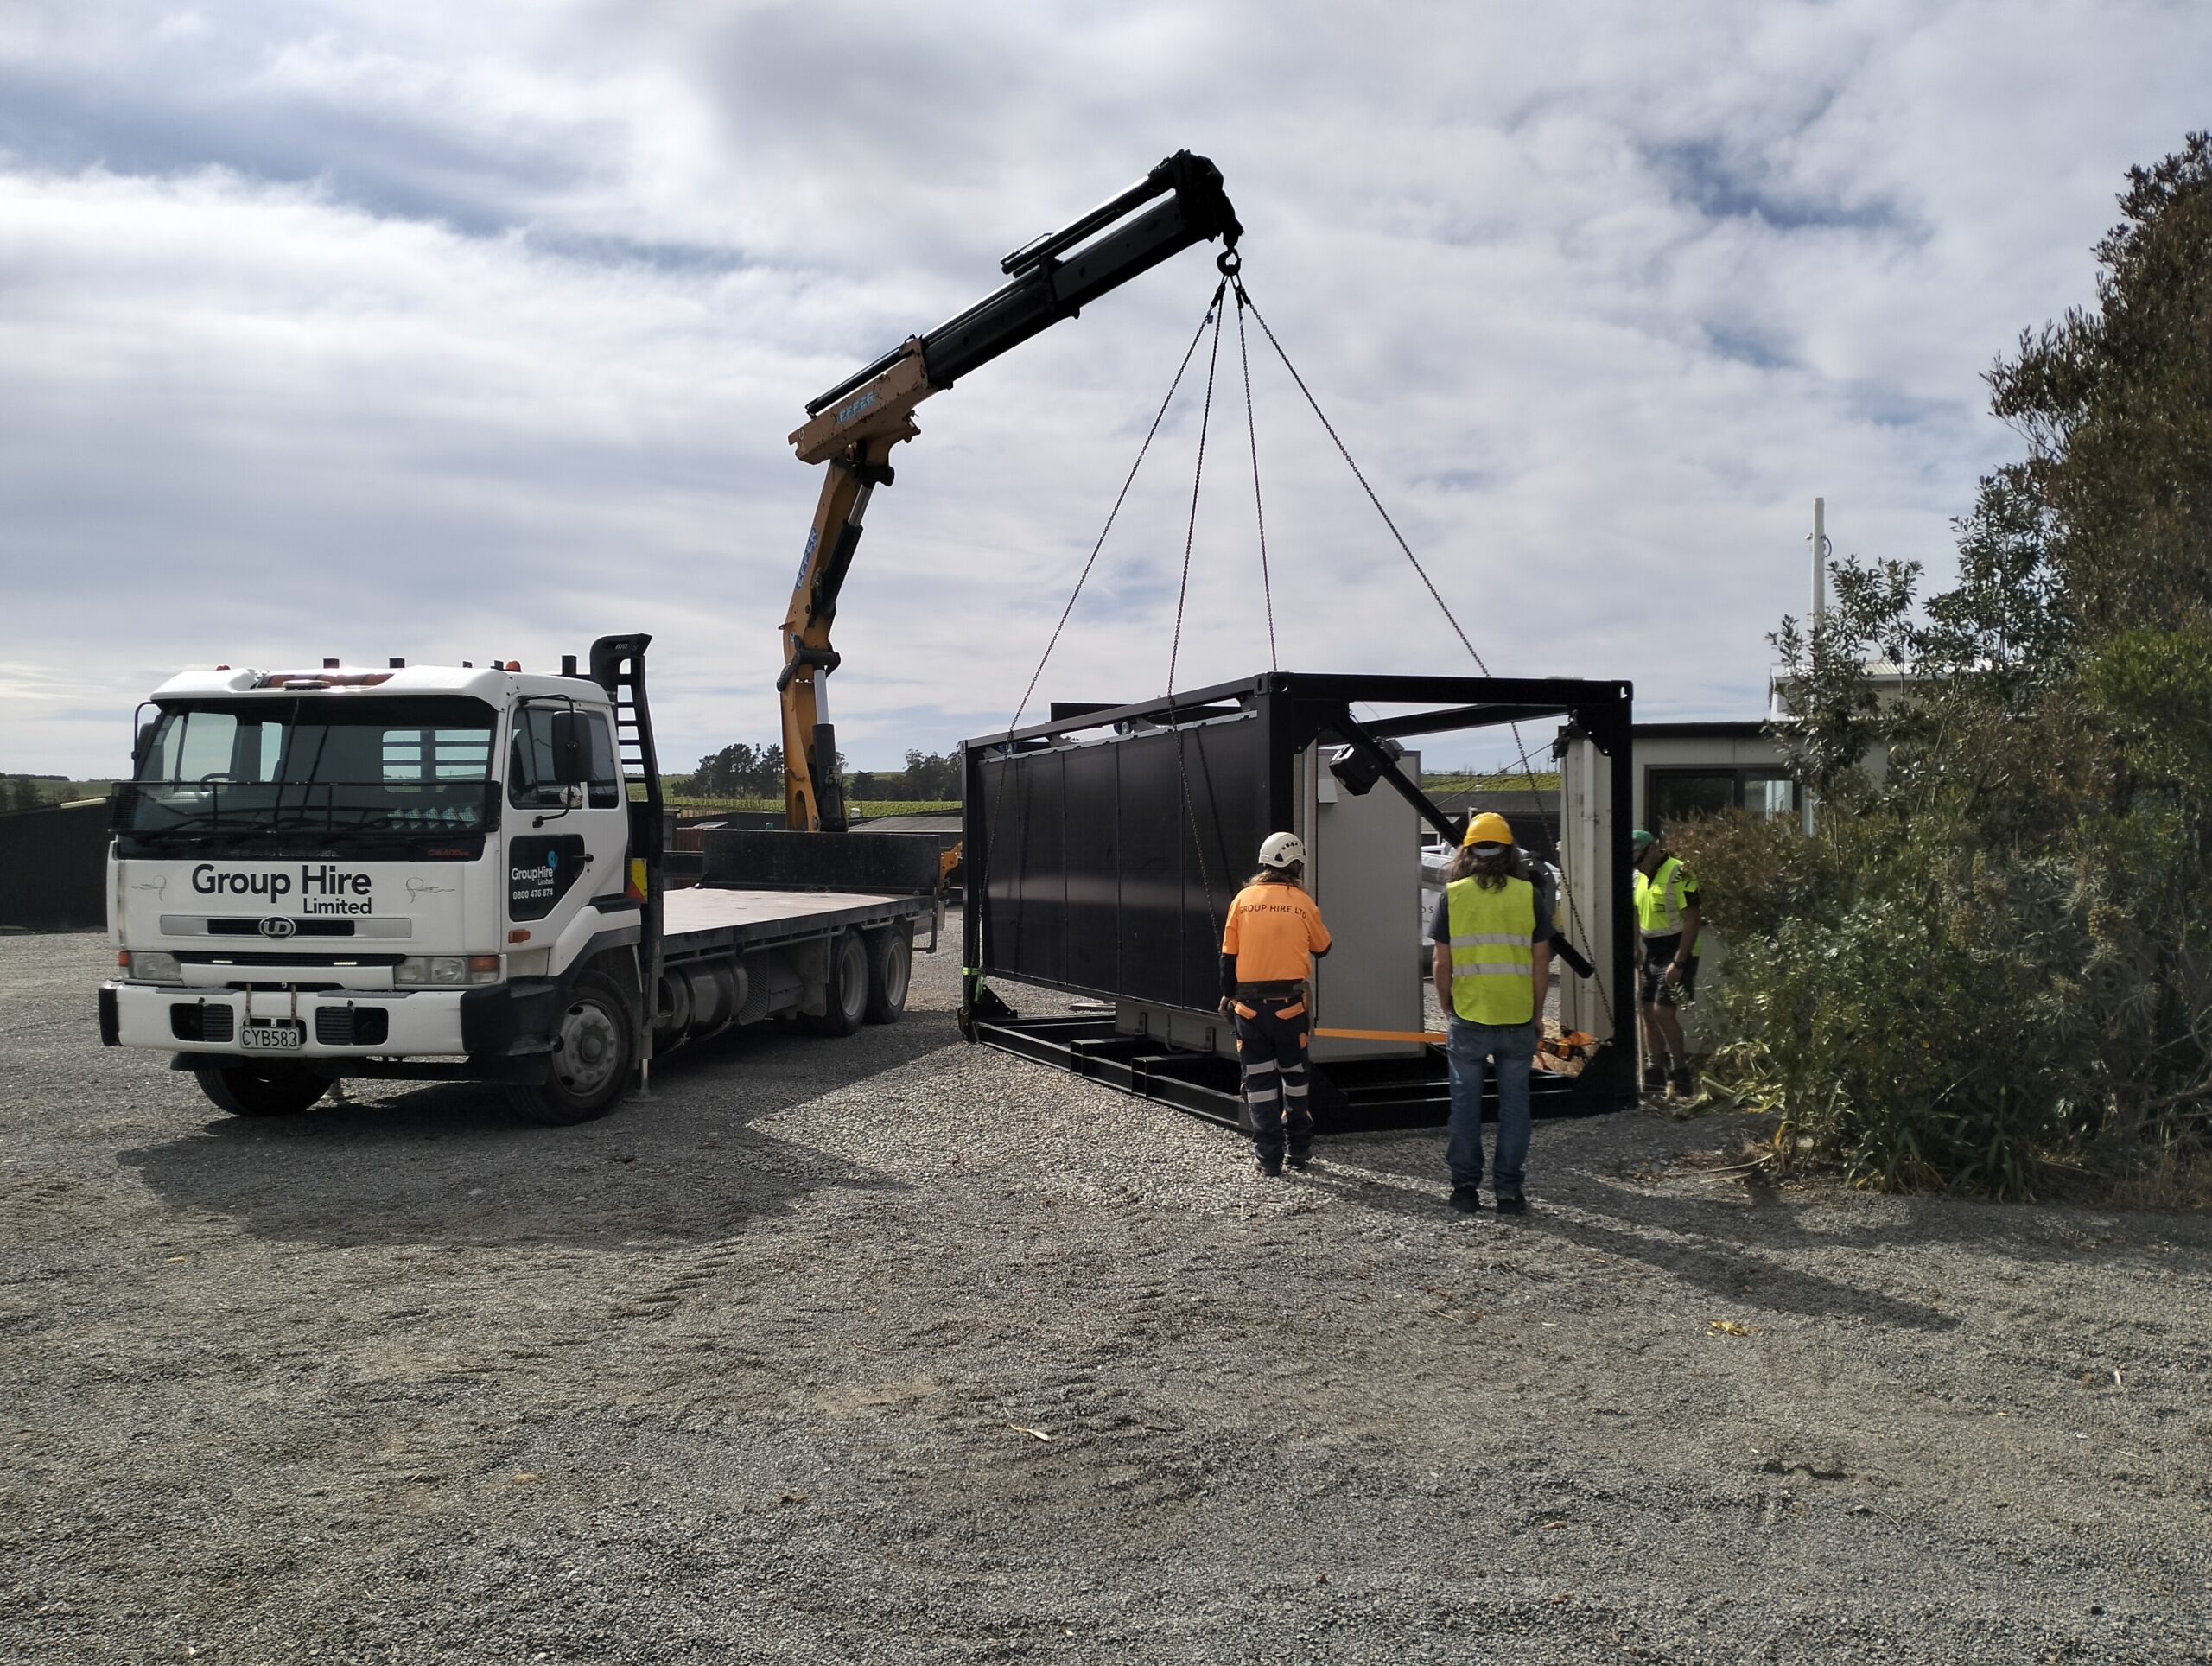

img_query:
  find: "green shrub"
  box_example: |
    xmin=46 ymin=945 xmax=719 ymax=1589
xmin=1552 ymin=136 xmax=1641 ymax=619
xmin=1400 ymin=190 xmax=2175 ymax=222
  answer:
xmin=1679 ymin=135 xmax=2212 ymax=1200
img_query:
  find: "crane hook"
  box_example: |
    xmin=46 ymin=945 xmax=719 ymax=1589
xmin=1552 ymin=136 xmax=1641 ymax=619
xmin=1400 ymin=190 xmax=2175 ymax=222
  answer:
xmin=1216 ymin=247 xmax=1242 ymax=277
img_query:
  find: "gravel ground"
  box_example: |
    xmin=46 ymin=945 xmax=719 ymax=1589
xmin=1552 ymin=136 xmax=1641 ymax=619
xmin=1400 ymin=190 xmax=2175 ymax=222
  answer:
xmin=3 ymin=925 xmax=2209 ymax=1664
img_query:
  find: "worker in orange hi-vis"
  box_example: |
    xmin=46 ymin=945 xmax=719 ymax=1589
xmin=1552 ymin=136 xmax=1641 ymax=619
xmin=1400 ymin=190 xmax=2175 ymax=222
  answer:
xmin=1219 ymin=833 xmax=1333 ymax=1177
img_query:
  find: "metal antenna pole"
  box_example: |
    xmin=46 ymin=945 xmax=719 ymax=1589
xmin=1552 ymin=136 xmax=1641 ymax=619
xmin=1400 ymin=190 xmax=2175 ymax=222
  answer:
xmin=1811 ymin=497 xmax=1827 ymax=623
xmin=1802 ymin=495 xmax=1830 ymax=837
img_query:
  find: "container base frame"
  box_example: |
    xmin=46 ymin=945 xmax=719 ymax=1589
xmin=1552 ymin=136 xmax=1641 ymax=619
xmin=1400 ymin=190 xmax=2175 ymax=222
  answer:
xmin=968 ymin=1008 xmax=1635 ymax=1135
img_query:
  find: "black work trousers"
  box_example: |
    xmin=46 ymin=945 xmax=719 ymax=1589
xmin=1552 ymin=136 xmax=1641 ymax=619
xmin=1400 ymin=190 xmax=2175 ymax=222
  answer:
xmin=1233 ymin=992 xmax=1313 ymax=1165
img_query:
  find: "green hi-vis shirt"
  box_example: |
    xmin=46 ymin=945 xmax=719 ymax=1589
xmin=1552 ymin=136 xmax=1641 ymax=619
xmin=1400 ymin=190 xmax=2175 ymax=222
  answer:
xmin=1634 ymin=855 xmax=1700 ymax=938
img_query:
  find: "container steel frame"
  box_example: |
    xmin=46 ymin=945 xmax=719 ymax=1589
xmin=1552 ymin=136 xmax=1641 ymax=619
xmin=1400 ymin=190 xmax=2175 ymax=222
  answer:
xmin=960 ymin=671 xmax=1637 ymax=1129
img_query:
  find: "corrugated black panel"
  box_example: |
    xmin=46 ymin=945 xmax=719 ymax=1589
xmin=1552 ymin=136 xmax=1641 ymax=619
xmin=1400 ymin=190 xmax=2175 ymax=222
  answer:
xmin=1176 ymin=718 xmax=1261 ymax=1003
xmin=1060 ymin=742 xmax=1120 ymax=993
xmin=1115 ymin=728 xmax=1183 ymax=1006
xmin=1008 ymin=747 xmax=1066 ymax=982
xmin=974 ymin=715 xmax=1266 ymax=1013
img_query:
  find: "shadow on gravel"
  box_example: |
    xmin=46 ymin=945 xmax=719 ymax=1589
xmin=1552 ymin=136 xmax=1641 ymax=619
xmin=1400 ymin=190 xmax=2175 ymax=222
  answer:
xmin=1310 ymin=1133 xmax=1961 ymax=1334
xmin=1524 ymin=1201 xmax=1960 ymax=1332
xmin=117 ymin=1013 xmax=960 ymax=1252
xmin=1334 ymin=1109 xmax=2210 ymax=1278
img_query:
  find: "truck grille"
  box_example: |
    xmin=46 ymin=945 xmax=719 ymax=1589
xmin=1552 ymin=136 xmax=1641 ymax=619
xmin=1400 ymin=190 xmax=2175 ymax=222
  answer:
xmin=207 ymin=918 xmax=354 ymax=938
xmin=170 ymin=1002 xmax=235 ymax=1043
xmin=314 ymin=1007 xmax=390 ymax=1046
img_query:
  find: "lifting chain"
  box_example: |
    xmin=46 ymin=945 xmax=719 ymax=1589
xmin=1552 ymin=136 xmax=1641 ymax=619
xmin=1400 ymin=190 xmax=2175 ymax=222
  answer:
xmin=981 ymin=253 xmax=1615 ymax=1040
xmin=1229 ymin=271 xmax=1616 ymax=1036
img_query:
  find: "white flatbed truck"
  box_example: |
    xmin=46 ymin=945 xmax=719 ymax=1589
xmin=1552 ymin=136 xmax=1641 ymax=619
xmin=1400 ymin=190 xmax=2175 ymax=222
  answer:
xmin=98 ymin=634 xmax=936 ymax=1122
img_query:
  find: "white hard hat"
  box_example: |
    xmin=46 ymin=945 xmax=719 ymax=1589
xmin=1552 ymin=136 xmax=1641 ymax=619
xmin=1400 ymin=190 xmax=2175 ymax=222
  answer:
xmin=1257 ymin=831 xmax=1306 ymax=869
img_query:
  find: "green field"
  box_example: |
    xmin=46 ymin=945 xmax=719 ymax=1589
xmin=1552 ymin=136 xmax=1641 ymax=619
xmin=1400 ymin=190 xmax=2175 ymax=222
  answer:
xmin=0 ymin=778 xmax=116 ymax=810
xmin=1419 ymin=772 xmax=1560 ymax=793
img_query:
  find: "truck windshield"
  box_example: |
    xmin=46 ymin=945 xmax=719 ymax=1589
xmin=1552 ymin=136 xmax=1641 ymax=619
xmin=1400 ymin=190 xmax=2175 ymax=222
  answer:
xmin=117 ymin=696 xmax=499 ymax=844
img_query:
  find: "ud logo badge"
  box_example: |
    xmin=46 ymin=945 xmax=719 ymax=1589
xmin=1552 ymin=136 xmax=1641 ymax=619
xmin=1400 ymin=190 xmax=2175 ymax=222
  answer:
xmin=258 ymin=917 xmax=297 ymax=939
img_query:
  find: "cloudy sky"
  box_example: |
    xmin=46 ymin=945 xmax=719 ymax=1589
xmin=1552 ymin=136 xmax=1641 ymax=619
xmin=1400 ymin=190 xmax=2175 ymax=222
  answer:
xmin=3 ymin=1 xmax=2208 ymax=779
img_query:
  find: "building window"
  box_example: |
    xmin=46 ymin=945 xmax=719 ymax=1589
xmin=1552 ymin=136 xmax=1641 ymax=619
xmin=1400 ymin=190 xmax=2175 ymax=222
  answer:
xmin=1648 ymin=767 xmax=1797 ymax=830
xmin=1745 ymin=773 xmax=1797 ymax=820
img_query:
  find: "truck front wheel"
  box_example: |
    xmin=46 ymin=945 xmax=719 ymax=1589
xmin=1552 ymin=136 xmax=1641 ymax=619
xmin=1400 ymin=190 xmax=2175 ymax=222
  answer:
xmin=509 ymin=972 xmax=634 ymax=1126
xmin=194 ymin=1061 xmax=331 ymax=1118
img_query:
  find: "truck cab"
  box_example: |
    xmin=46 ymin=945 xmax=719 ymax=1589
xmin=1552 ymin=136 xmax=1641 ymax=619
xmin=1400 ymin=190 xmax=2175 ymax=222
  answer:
xmin=99 ymin=634 xmax=929 ymax=1122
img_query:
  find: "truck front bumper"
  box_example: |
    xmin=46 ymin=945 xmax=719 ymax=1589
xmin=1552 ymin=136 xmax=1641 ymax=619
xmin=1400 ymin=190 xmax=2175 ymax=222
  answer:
xmin=100 ymin=979 xmax=561 ymax=1068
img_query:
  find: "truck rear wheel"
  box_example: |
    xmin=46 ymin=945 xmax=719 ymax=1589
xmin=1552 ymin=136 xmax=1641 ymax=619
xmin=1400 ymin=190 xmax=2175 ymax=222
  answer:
xmin=194 ymin=1061 xmax=331 ymax=1118
xmin=864 ymin=926 xmax=911 ymax=1024
xmin=509 ymin=972 xmax=633 ymax=1126
xmin=807 ymin=928 xmax=869 ymax=1037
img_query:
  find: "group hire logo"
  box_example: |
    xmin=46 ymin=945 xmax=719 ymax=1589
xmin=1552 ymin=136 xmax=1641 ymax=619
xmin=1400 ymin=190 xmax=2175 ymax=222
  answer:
xmin=258 ymin=918 xmax=297 ymax=939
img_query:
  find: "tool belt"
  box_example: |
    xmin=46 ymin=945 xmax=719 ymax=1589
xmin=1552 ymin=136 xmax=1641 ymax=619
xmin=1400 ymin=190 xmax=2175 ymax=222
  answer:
xmin=1231 ymin=980 xmax=1307 ymax=1021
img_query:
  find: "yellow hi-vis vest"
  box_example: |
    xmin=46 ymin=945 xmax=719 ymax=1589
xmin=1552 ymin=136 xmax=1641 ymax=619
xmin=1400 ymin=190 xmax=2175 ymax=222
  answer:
xmin=1446 ymin=874 xmax=1535 ymax=1025
xmin=1635 ymin=855 xmax=1693 ymax=937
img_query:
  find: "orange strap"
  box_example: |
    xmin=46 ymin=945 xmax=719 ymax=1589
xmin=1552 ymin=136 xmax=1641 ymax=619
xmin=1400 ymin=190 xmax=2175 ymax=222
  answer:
xmin=1315 ymin=1027 xmax=1447 ymax=1044
xmin=1231 ymin=1002 xmax=1256 ymax=1020
xmin=1277 ymin=1001 xmax=1306 ymax=1021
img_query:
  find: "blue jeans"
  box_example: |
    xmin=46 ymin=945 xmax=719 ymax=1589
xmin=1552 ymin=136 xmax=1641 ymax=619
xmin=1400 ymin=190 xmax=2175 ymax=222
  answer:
xmin=1446 ymin=1016 xmax=1535 ymax=1196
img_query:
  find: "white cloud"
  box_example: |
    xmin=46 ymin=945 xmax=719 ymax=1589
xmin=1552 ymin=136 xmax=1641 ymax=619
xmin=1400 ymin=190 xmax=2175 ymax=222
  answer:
xmin=2 ymin=0 xmax=2209 ymax=777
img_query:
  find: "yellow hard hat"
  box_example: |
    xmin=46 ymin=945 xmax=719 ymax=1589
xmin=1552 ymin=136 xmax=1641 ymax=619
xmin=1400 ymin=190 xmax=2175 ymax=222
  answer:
xmin=1462 ymin=811 xmax=1513 ymax=848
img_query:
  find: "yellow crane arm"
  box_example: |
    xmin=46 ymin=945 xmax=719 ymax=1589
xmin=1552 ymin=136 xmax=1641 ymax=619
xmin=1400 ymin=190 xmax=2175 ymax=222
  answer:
xmin=778 ymin=151 xmax=1241 ymax=832
xmin=778 ymin=355 xmax=931 ymax=832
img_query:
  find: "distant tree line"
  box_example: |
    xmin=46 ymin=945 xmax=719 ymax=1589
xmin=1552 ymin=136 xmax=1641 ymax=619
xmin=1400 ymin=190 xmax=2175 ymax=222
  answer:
xmin=847 ymin=749 xmax=961 ymax=804
xmin=670 ymin=744 xmax=961 ymax=804
xmin=2 ymin=775 xmax=103 ymax=812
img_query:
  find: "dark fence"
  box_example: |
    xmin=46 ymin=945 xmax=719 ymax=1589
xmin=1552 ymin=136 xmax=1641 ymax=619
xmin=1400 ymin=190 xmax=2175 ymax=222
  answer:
xmin=0 ymin=802 xmax=109 ymax=930
xmin=700 ymin=827 xmax=947 ymax=896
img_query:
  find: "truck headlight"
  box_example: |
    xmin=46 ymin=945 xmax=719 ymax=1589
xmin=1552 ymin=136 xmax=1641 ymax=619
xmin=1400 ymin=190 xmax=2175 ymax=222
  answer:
xmin=393 ymin=954 xmax=501 ymax=987
xmin=123 ymin=951 xmax=182 ymax=983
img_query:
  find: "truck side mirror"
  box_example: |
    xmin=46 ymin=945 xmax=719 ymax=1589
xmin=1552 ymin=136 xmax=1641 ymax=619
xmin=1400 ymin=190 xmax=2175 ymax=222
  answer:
xmin=548 ymin=710 xmax=589 ymax=785
xmin=133 ymin=722 xmax=156 ymax=774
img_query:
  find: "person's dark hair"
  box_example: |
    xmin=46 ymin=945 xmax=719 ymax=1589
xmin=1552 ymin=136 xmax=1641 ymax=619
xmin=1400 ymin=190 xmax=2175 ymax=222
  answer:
xmin=1248 ymin=862 xmax=1304 ymax=887
xmin=1447 ymin=844 xmax=1516 ymax=891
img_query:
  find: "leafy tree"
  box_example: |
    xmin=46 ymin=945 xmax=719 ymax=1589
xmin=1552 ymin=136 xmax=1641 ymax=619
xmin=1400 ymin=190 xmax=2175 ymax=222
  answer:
xmin=680 ymin=742 xmax=785 ymax=800
xmin=1988 ymin=134 xmax=2212 ymax=641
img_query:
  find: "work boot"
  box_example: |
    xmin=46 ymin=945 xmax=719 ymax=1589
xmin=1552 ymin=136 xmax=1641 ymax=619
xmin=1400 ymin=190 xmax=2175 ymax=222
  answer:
xmin=1450 ymin=1185 xmax=1484 ymax=1213
xmin=1287 ymin=1151 xmax=1313 ymax=1173
xmin=1493 ymin=1193 xmax=1529 ymax=1217
xmin=1642 ymin=1062 xmax=1667 ymax=1094
xmin=1256 ymin=1156 xmax=1284 ymax=1179
xmin=1669 ymin=1065 xmax=1697 ymax=1100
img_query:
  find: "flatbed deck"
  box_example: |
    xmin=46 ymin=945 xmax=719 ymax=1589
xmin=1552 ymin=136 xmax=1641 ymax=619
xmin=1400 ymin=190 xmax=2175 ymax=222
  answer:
xmin=658 ymin=886 xmax=930 ymax=962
